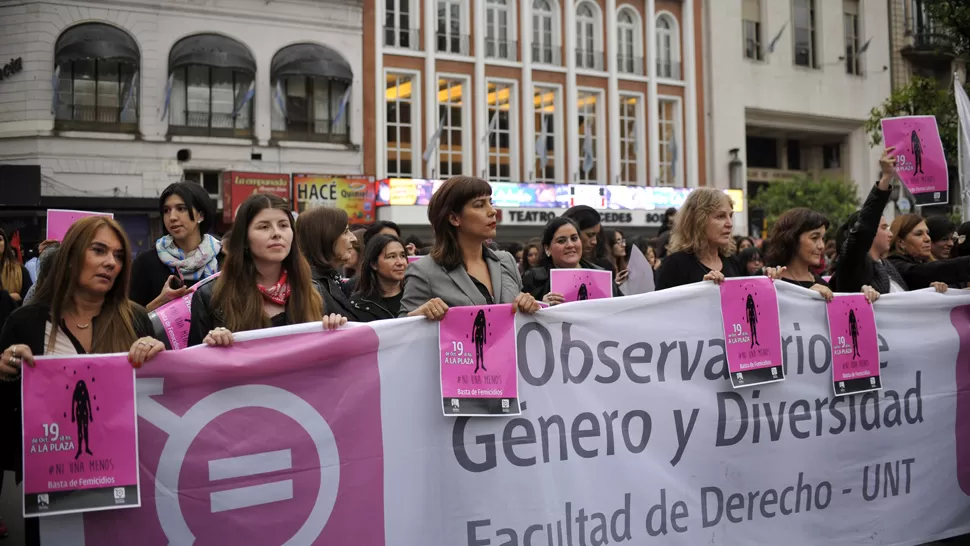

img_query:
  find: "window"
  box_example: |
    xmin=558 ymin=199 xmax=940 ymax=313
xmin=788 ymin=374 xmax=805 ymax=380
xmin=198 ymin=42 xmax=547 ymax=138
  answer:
xmin=437 ymin=0 xmax=466 ymax=54
xmin=658 ymin=99 xmax=681 ymax=186
xmin=577 ymin=90 xmax=600 ymax=183
xmin=576 ymin=3 xmax=601 ymax=70
xmin=786 ymin=139 xmax=802 ymax=170
xmin=793 ymin=0 xmax=817 ymax=68
xmin=182 ymin=171 xmax=221 ymax=197
xmin=487 ymin=82 xmax=514 ymax=182
xmin=54 ymin=24 xmax=140 ymax=132
xmin=617 ymin=9 xmax=641 ymax=74
xmin=386 ymin=73 xmax=415 ymax=178
xmin=746 ymin=136 xmax=780 ymax=168
xmin=385 ymin=0 xmax=414 ymax=49
xmin=656 ymin=15 xmax=680 ymax=79
xmin=437 ymin=77 xmax=466 ymax=178
xmin=743 ymin=0 xmax=763 ymax=60
xmin=619 ymin=96 xmax=640 ymax=185
xmin=486 ymin=0 xmax=515 ymax=60
xmin=532 ymin=0 xmax=560 ymax=65
xmin=271 ymin=43 xmax=353 ymax=143
xmin=533 ymin=86 xmax=558 ymax=183
xmin=844 ymin=0 xmax=861 ymax=75
xmin=823 ymin=143 xmax=842 ymax=169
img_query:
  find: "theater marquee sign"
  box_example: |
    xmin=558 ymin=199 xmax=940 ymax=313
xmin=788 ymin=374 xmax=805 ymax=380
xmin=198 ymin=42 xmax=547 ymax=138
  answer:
xmin=0 ymin=57 xmax=23 ymax=81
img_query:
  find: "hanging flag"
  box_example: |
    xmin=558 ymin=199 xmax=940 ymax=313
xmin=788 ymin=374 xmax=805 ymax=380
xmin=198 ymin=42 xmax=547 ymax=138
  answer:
xmin=273 ymin=79 xmax=287 ymax=119
xmin=332 ymin=84 xmax=352 ymax=128
xmin=858 ymin=37 xmax=873 ymax=54
xmin=50 ymin=65 xmax=61 ymax=115
xmin=536 ymin=115 xmax=550 ymax=172
xmin=582 ymin=119 xmax=595 ymax=175
xmin=483 ymin=110 xmax=500 ymax=143
xmin=121 ymin=70 xmax=138 ymax=117
xmin=767 ymin=22 xmax=788 ymax=54
xmin=954 ymin=77 xmax=970 ymax=221
xmin=422 ymin=115 xmax=447 ymax=163
xmin=160 ymin=72 xmax=175 ymax=121
xmin=669 ymin=128 xmax=679 ymax=181
xmin=231 ymin=80 xmax=256 ymax=119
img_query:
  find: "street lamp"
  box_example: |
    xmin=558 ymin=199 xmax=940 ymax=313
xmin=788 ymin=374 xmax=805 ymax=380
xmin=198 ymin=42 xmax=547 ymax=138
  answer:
xmin=728 ymin=148 xmax=744 ymax=190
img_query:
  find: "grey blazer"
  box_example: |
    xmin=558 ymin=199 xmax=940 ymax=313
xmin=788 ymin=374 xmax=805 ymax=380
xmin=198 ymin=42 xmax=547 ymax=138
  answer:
xmin=399 ymin=247 xmax=523 ymax=316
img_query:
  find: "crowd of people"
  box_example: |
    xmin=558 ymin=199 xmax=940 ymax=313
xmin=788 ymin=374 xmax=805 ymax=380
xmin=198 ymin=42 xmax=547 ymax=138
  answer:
xmin=0 ymin=145 xmax=965 ymax=543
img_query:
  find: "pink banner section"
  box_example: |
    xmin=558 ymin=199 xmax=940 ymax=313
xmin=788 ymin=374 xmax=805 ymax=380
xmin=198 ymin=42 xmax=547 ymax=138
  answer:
xmin=827 ymin=295 xmax=882 ymax=396
xmin=881 ymin=115 xmax=949 ymax=205
xmin=22 ymin=355 xmax=140 ymax=517
xmin=719 ymin=278 xmax=785 ymax=388
xmin=550 ymin=268 xmax=613 ymax=303
xmin=79 ymin=325 xmax=385 ymax=545
xmin=46 ymin=210 xmax=114 ymax=241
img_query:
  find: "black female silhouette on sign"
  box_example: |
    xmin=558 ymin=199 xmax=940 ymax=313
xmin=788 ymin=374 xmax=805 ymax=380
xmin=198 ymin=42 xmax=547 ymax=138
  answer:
xmin=578 ymin=283 xmax=589 ymax=301
xmin=849 ymin=309 xmax=861 ymax=358
xmin=745 ymin=294 xmax=759 ymax=348
xmin=472 ymin=309 xmax=487 ymax=374
xmin=911 ymin=130 xmax=924 ymax=175
xmin=71 ymin=380 xmax=94 ymax=459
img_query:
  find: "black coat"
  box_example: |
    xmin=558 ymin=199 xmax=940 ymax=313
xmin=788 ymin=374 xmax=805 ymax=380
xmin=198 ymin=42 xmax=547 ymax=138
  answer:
xmin=655 ymin=251 xmax=744 ymax=290
xmin=187 ymin=280 xmax=314 ymax=346
xmin=887 ymin=253 xmax=970 ymax=290
xmin=831 ymin=184 xmax=895 ymax=293
xmin=312 ymin=268 xmax=360 ymax=321
xmin=130 ymin=250 xmax=220 ymax=308
xmin=349 ymin=293 xmax=401 ymax=322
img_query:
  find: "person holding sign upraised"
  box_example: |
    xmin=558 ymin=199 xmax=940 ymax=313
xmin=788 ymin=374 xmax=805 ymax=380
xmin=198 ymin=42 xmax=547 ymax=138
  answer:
xmin=522 ymin=217 xmax=619 ymax=305
xmin=400 ymin=176 xmax=540 ymax=320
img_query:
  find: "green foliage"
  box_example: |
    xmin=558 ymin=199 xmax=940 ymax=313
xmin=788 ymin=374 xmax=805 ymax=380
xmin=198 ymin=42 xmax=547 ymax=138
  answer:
xmin=922 ymin=0 xmax=970 ymax=57
xmin=864 ymin=76 xmax=960 ymax=166
xmin=749 ymin=175 xmax=861 ymax=231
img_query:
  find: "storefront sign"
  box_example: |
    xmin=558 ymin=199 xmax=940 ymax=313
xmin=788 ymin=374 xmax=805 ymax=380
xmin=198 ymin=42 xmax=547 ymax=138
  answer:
xmin=0 ymin=57 xmax=23 ymax=81
xmin=498 ymin=208 xmax=666 ymax=228
xmin=292 ymin=175 xmax=375 ymax=224
xmin=221 ymin=172 xmax=291 ymax=223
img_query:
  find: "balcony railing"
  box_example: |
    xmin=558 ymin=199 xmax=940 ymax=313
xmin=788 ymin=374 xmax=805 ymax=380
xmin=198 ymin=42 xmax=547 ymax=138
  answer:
xmin=532 ymin=44 xmax=562 ymax=66
xmin=485 ymin=39 xmax=517 ymax=61
xmin=383 ymin=27 xmax=420 ymax=50
xmin=617 ymin=54 xmax=644 ymax=75
xmin=437 ymin=33 xmax=470 ymax=55
xmin=55 ymin=104 xmax=138 ymax=133
xmin=575 ymin=48 xmax=604 ymax=71
xmin=657 ymin=60 xmax=682 ymax=80
xmin=169 ymin=111 xmax=253 ymax=138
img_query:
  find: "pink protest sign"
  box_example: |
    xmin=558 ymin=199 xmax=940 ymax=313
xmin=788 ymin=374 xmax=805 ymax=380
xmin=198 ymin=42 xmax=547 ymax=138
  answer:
xmin=719 ymin=277 xmax=785 ymax=388
xmin=881 ymin=116 xmax=949 ymax=205
xmin=407 ymin=256 xmax=421 ymax=264
xmin=439 ymin=304 xmax=520 ymax=416
xmin=827 ymin=295 xmax=882 ymax=396
xmin=21 ymin=354 xmax=140 ymax=517
xmin=550 ymin=268 xmax=613 ymax=303
xmin=148 ymin=273 xmax=220 ymax=350
xmin=47 ymin=210 xmax=114 ymax=241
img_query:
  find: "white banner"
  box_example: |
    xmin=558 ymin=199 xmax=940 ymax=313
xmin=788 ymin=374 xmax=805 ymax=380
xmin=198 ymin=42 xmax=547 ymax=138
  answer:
xmin=41 ymin=282 xmax=970 ymax=545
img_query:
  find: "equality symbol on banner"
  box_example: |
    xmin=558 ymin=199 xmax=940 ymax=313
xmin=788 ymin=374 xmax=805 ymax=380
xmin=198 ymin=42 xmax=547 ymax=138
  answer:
xmin=136 ymin=378 xmax=341 ymax=545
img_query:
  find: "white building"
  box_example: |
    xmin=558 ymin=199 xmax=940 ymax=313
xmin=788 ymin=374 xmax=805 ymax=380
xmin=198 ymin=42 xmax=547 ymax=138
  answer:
xmin=705 ymin=0 xmax=893 ymax=236
xmin=0 ymin=0 xmax=363 ymax=249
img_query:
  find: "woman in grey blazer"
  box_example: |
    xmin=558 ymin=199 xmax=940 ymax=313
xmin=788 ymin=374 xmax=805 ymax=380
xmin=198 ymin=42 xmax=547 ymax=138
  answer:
xmin=400 ymin=176 xmax=540 ymax=319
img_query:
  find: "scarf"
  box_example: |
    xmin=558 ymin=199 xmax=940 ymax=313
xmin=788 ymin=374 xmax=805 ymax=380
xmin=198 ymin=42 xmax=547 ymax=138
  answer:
xmin=257 ymin=270 xmax=291 ymax=305
xmin=155 ymin=234 xmax=222 ymax=283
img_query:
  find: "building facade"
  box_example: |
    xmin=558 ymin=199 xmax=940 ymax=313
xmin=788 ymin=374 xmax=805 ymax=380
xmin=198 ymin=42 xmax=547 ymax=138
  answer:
xmin=0 ymin=0 xmax=363 ymax=250
xmin=363 ymin=0 xmax=706 ymax=190
xmin=887 ymin=0 xmax=962 ymax=92
xmin=706 ymin=0 xmax=893 ymax=236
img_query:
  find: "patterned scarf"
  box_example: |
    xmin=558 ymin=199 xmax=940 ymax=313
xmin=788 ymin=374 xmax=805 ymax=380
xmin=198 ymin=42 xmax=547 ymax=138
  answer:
xmin=155 ymin=234 xmax=222 ymax=283
xmin=257 ymin=270 xmax=291 ymax=305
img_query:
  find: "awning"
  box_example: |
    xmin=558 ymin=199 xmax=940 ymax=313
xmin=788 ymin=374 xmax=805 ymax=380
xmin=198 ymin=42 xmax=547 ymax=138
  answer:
xmin=55 ymin=23 xmax=139 ymax=64
xmin=169 ymin=34 xmax=256 ymax=73
xmin=271 ymin=43 xmax=352 ymax=82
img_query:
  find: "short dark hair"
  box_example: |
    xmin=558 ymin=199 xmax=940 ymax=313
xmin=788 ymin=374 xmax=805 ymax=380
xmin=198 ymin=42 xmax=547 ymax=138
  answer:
xmin=159 ymin=181 xmax=216 ymax=236
xmin=428 ymin=176 xmax=493 ymax=270
xmin=562 ymin=205 xmax=601 ymax=231
xmin=765 ymin=208 xmax=830 ymax=267
xmin=738 ymin=246 xmax=763 ymax=268
xmin=354 ymin=234 xmax=406 ymax=301
xmin=925 ymin=215 xmax=955 ymax=242
xmin=363 ymin=221 xmax=402 ymax=246
xmin=505 ymin=241 xmax=523 ymax=255
xmin=295 ymin=206 xmax=349 ymax=273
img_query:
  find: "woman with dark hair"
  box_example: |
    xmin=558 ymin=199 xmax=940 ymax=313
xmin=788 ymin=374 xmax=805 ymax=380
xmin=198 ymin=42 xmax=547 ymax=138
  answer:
xmin=765 ymin=208 xmax=836 ymax=301
xmin=925 ymin=215 xmax=957 ymax=261
xmin=737 ymin=246 xmax=765 ymax=276
xmin=0 ymin=216 xmax=163 ymax=546
xmin=0 ymin=228 xmax=31 ymax=305
xmin=886 ymin=214 xmax=970 ymax=291
xmin=188 ymin=194 xmax=344 ymax=347
xmin=734 ymin=236 xmax=755 ymax=252
xmin=350 ymin=234 xmax=407 ymax=321
xmin=521 ymin=240 xmax=542 ymax=274
xmin=131 ymin=181 xmax=220 ymax=311
xmin=400 ymin=176 xmax=540 ymax=319
xmin=603 ymin=228 xmax=630 ymax=286
xmin=562 ymin=205 xmax=613 ymax=270
xmin=363 ymin=220 xmax=402 ymax=246
xmin=522 ymin=217 xmax=619 ymax=304
xmin=295 ymin=206 xmax=360 ymax=320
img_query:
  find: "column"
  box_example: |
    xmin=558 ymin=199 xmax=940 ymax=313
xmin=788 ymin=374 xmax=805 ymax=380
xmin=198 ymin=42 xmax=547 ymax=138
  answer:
xmin=475 ymin=0 xmax=488 ymax=179
xmin=424 ymin=0 xmax=437 ymax=178
xmin=683 ymin=0 xmax=699 ymax=187
xmin=375 ymin=0 xmax=387 ymax=177
xmin=645 ymin=0 xmax=660 ymax=186
xmin=565 ymin=0 xmax=579 ymax=182
xmin=607 ymin=0 xmax=621 ymax=185
xmin=521 ymin=0 xmax=535 ymax=181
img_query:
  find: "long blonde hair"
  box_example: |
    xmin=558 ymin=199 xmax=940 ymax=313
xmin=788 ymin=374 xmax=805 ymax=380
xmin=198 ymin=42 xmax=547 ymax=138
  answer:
xmin=0 ymin=228 xmax=23 ymax=296
xmin=31 ymin=216 xmax=138 ymax=354
xmin=668 ymin=188 xmax=735 ymax=257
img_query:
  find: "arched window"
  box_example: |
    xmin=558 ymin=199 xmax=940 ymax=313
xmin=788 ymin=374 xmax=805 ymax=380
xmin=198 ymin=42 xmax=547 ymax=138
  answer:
xmin=271 ymin=43 xmax=353 ymax=143
xmin=656 ymin=14 xmax=680 ymax=79
xmin=532 ymin=0 xmax=560 ymax=65
xmin=53 ymin=23 xmax=140 ymax=132
xmin=617 ymin=8 xmax=641 ymax=74
xmin=167 ymin=34 xmax=256 ymax=137
xmin=576 ymin=3 xmax=601 ymax=70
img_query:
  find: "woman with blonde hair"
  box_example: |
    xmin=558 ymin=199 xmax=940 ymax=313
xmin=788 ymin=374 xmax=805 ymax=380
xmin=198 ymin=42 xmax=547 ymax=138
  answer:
xmin=886 ymin=213 xmax=968 ymax=291
xmin=657 ymin=188 xmax=743 ymax=290
xmin=0 ymin=228 xmax=31 ymax=305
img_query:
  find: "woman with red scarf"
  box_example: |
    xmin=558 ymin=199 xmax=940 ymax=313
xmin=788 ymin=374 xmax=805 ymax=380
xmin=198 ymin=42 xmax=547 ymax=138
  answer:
xmin=187 ymin=194 xmax=345 ymax=347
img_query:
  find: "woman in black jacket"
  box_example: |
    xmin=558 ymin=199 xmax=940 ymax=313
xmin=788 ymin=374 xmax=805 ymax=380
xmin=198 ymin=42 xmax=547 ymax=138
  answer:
xmin=294 ymin=206 xmax=360 ymax=320
xmin=522 ymin=217 xmax=619 ymax=304
xmin=349 ymin=234 xmax=407 ymax=321
xmin=887 ymin=214 xmax=966 ymax=291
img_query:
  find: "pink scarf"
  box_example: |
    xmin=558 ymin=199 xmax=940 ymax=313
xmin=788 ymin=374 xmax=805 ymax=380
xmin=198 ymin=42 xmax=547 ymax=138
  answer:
xmin=257 ymin=270 xmax=291 ymax=305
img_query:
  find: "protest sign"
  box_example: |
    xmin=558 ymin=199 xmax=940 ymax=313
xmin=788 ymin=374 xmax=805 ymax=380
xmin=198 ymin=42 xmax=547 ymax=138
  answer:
xmin=881 ymin=116 xmax=949 ymax=205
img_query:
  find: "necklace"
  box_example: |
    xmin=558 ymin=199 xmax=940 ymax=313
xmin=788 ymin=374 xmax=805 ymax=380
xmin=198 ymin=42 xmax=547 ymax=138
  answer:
xmin=76 ymin=322 xmax=90 ymax=329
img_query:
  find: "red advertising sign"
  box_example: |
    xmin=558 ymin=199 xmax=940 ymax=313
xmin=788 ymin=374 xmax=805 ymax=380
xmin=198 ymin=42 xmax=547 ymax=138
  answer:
xmin=222 ymin=172 xmax=292 ymax=223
